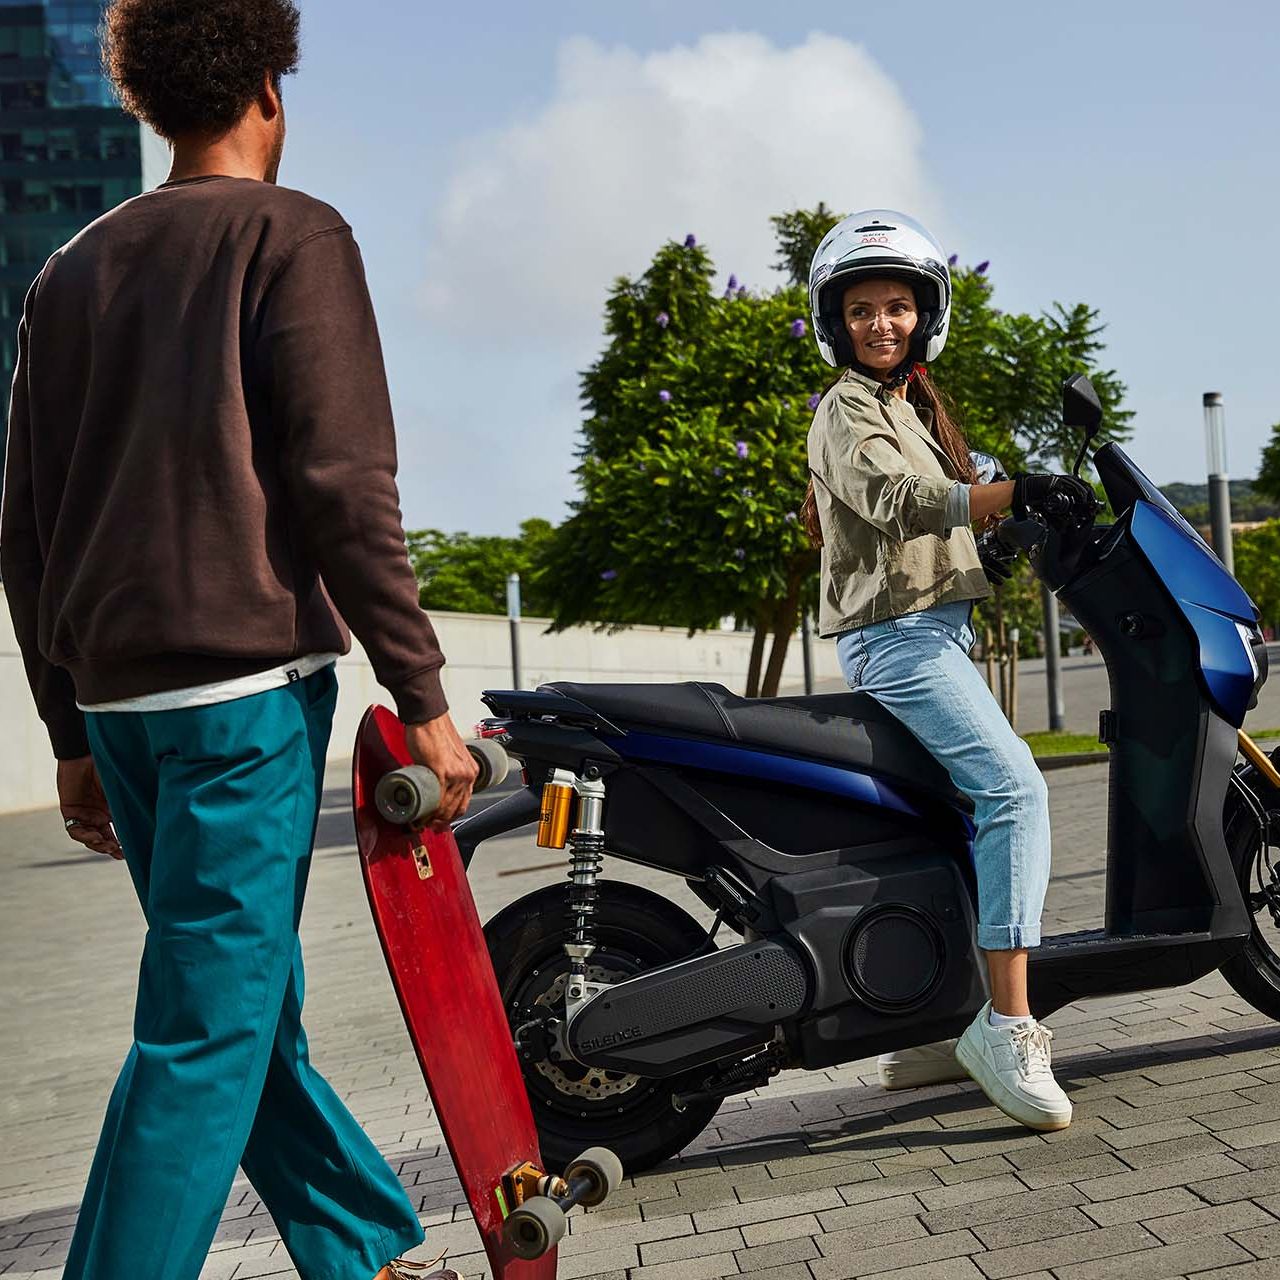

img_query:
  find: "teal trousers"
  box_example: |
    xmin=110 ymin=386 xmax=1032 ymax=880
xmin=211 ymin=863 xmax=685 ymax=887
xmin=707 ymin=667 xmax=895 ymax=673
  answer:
xmin=66 ymin=667 xmax=424 ymax=1280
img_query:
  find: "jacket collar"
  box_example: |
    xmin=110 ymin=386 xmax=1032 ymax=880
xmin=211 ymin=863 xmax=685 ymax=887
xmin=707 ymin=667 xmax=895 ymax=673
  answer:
xmin=841 ymin=369 xmax=955 ymax=474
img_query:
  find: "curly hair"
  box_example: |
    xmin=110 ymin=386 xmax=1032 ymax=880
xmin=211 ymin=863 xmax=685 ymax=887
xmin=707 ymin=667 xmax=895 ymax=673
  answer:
xmin=102 ymin=0 xmax=301 ymax=140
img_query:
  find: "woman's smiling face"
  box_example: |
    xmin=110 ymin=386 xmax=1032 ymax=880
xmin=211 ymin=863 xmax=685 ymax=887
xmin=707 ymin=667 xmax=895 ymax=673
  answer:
xmin=842 ymin=278 xmax=918 ymax=375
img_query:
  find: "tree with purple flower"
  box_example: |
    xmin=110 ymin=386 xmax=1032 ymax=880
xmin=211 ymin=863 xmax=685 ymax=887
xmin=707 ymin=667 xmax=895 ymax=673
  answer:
xmin=534 ymin=212 xmax=1128 ymax=698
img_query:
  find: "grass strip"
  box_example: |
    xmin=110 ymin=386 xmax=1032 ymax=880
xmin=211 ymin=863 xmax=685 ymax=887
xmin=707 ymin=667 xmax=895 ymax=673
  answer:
xmin=1024 ymin=726 xmax=1280 ymax=757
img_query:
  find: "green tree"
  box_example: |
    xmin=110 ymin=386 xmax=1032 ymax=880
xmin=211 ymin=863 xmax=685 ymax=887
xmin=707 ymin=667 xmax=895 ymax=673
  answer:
xmin=769 ymin=203 xmax=842 ymax=286
xmin=932 ymin=270 xmax=1131 ymax=471
xmin=539 ymin=212 xmax=1133 ymax=695
xmin=536 ymin=236 xmax=825 ymax=694
xmin=1235 ymin=519 xmax=1280 ymax=634
xmin=409 ymin=518 xmax=556 ymax=615
xmin=1256 ymin=423 xmax=1280 ymax=504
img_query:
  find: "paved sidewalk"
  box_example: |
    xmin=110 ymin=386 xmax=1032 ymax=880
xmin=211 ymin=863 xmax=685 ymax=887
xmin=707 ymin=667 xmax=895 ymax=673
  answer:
xmin=3 ymin=761 xmax=1279 ymax=1279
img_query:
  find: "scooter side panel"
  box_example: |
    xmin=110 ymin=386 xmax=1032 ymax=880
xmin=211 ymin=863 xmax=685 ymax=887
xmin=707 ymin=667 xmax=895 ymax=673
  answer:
xmin=353 ymin=705 xmax=555 ymax=1280
xmin=1128 ymin=501 xmax=1258 ymax=727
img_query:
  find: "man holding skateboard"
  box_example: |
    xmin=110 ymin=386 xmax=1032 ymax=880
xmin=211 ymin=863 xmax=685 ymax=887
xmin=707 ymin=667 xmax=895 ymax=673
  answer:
xmin=1 ymin=1 xmax=471 ymax=1277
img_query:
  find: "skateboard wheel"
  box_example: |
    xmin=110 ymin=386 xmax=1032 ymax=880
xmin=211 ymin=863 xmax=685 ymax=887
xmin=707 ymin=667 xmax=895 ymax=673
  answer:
xmin=565 ymin=1146 xmax=624 ymax=1207
xmin=375 ymin=766 xmax=441 ymax=825
xmin=468 ymin=738 xmax=511 ymax=791
xmin=505 ymin=1195 xmax=567 ymax=1259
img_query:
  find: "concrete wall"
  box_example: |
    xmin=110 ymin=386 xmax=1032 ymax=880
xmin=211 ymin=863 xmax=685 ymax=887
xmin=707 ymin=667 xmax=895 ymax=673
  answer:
xmin=1 ymin=588 xmax=842 ymax=814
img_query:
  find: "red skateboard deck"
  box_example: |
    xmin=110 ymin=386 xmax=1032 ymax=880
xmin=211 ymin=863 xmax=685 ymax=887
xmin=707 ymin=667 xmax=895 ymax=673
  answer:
xmin=353 ymin=705 xmax=556 ymax=1279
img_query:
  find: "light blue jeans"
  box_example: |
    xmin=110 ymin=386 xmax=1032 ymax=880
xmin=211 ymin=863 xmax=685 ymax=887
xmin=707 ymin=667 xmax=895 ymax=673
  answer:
xmin=836 ymin=599 xmax=1051 ymax=950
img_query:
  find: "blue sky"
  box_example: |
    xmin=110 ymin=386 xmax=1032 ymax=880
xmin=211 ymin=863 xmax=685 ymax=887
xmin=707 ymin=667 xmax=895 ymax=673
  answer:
xmin=273 ymin=0 xmax=1278 ymax=533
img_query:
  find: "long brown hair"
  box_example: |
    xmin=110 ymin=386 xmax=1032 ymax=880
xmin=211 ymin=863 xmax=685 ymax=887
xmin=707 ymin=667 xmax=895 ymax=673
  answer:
xmin=799 ymin=366 xmax=974 ymax=547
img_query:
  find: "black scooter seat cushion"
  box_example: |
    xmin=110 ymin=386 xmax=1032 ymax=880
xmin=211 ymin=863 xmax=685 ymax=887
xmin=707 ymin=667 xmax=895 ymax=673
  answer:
xmin=542 ymin=681 xmax=966 ymax=809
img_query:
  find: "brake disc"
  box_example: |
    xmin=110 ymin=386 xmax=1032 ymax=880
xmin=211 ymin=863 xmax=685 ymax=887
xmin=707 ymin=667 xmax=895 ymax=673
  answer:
xmin=531 ymin=966 xmax=642 ymax=1101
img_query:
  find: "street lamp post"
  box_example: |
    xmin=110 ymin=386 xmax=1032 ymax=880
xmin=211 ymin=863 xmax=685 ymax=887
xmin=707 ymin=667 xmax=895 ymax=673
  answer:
xmin=1041 ymin=582 xmax=1065 ymax=732
xmin=1203 ymin=392 xmax=1234 ymax=574
xmin=506 ymin=571 xmax=523 ymax=690
xmin=801 ymin=608 xmax=814 ymax=695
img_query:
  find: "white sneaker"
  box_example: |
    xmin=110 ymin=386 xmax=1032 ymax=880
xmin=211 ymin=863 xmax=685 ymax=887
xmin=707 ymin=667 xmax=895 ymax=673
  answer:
xmin=877 ymin=1039 xmax=966 ymax=1089
xmin=954 ymin=1001 xmax=1072 ymax=1131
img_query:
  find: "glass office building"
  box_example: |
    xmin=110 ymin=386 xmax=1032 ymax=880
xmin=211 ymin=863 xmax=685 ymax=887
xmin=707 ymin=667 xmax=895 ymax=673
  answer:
xmin=2 ymin=0 xmax=157 ymax=457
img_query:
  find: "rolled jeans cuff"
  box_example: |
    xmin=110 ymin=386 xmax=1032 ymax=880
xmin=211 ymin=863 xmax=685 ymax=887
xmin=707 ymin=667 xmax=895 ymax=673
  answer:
xmin=978 ymin=923 xmax=1041 ymax=950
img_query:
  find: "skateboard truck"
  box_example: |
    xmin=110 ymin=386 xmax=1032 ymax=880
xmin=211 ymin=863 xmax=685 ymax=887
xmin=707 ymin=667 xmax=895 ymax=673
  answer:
xmin=374 ymin=738 xmax=512 ymax=827
xmin=500 ymin=1147 xmax=624 ymax=1260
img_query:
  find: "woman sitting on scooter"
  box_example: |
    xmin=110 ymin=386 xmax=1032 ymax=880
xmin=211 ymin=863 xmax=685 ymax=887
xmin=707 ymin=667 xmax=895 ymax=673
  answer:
xmin=802 ymin=210 xmax=1094 ymax=1131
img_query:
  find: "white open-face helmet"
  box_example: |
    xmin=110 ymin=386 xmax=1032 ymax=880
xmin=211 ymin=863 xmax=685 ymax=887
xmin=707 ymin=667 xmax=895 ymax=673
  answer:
xmin=809 ymin=210 xmax=951 ymax=372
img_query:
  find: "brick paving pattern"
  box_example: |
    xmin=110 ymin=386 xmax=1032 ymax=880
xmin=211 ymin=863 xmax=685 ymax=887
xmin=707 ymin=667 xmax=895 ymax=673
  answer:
xmin=3 ymin=759 xmax=1279 ymax=1279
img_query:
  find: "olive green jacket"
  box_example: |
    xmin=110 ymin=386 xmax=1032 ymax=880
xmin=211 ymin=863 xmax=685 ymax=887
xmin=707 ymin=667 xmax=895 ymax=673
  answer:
xmin=807 ymin=369 xmax=990 ymax=637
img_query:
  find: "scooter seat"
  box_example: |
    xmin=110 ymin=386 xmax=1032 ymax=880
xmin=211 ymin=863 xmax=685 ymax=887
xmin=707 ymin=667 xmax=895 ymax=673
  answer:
xmin=542 ymin=681 xmax=967 ymax=809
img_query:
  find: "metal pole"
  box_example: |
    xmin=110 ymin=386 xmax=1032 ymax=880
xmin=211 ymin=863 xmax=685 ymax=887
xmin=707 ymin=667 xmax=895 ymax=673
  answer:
xmin=1041 ymin=583 xmax=1065 ymax=732
xmin=1203 ymin=392 xmax=1234 ymax=574
xmin=1008 ymin=627 xmax=1020 ymax=733
xmin=801 ymin=608 xmax=814 ymax=695
xmin=506 ymin=571 xmax=522 ymax=690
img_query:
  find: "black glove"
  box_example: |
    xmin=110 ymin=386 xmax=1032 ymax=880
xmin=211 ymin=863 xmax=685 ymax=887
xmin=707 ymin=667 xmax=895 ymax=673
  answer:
xmin=975 ymin=528 xmax=1018 ymax=584
xmin=1013 ymin=473 xmax=1097 ymax=521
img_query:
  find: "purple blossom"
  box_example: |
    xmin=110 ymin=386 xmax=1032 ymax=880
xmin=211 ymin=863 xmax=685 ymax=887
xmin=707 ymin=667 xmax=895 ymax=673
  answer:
xmin=737 ymin=286 xmax=748 ymax=299
xmin=656 ymin=310 xmax=670 ymax=329
xmin=637 ymin=461 xmax=646 ymax=471
xmin=713 ymin=466 xmax=724 ymax=477
xmin=735 ymin=440 xmax=749 ymax=460
xmin=947 ymin=253 xmax=958 ymax=266
xmin=785 ymin=511 xmax=798 ymax=523
xmin=790 ymin=318 xmax=807 ymax=338
xmin=734 ymin=547 xmax=746 ymax=560
xmin=658 ymin=389 xmax=672 ymax=403
xmin=600 ymin=569 xmax=618 ymax=581
xmin=683 ymin=233 xmax=697 ymax=248
xmin=975 ymin=260 xmax=990 ymax=275
xmin=726 ymin=273 xmax=739 ymax=291
xmin=807 ymin=392 xmax=821 ymax=411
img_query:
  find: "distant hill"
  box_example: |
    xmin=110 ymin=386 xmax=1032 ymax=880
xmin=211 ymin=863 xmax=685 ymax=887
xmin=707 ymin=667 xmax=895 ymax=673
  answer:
xmin=1158 ymin=478 xmax=1278 ymax=524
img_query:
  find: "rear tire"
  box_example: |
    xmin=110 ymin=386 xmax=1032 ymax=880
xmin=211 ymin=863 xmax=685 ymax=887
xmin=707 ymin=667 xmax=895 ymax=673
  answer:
xmin=1219 ymin=766 xmax=1280 ymax=1019
xmin=485 ymin=881 xmax=723 ymax=1173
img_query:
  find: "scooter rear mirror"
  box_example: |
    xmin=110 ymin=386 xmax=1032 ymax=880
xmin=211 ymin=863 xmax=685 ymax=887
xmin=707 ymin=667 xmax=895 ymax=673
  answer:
xmin=1063 ymin=373 xmax=1103 ymax=477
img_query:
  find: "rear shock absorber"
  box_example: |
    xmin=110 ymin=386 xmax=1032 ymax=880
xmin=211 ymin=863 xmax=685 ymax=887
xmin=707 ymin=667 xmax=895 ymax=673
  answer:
xmin=564 ymin=769 xmax=606 ymax=1000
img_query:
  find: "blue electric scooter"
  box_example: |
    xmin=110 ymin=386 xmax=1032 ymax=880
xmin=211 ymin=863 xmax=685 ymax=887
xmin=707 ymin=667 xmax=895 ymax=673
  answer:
xmin=458 ymin=375 xmax=1280 ymax=1173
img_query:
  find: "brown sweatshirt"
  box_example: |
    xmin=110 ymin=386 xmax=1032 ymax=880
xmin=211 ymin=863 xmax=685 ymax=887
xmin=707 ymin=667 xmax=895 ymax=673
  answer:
xmin=1 ymin=175 xmax=447 ymax=759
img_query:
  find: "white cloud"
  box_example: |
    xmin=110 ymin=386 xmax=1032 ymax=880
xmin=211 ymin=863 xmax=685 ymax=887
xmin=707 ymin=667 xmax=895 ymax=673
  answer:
xmin=421 ymin=31 xmax=939 ymax=346
xmin=403 ymin=31 xmax=937 ymax=533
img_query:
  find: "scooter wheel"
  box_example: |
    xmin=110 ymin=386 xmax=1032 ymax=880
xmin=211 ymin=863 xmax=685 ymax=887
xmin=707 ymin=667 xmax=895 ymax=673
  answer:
xmin=565 ymin=1146 xmax=624 ymax=1207
xmin=375 ymin=766 xmax=440 ymax=826
xmin=505 ymin=1195 xmax=567 ymax=1259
